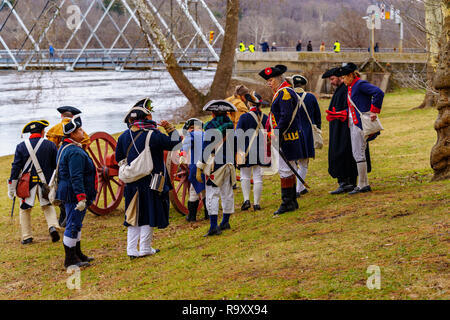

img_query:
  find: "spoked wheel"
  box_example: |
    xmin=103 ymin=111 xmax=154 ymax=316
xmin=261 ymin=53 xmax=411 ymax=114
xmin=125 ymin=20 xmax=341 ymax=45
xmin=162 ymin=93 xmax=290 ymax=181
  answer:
xmin=86 ymin=132 xmax=124 ymax=216
xmin=165 ymin=150 xmax=203 ymax=216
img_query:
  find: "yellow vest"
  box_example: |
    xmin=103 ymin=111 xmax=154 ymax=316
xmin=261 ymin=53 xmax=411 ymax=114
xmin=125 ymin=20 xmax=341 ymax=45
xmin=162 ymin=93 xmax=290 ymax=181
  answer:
xmin=248 ymin=44 xmax=255 ymax=52
xmin=334 ymin=42 xmax=340 ymax=53
xmin=239 ymin=43 xmax=246 ymax=52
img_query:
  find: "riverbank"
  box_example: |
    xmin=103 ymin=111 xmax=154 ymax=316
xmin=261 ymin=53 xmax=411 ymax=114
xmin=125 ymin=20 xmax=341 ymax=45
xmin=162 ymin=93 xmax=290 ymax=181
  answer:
xmin=0 ymin=88 xmax=448 ymax=299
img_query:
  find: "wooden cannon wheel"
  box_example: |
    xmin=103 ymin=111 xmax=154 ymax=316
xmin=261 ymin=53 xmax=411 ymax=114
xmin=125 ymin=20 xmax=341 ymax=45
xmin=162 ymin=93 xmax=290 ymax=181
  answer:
xmin=86 ymin=132 xmax=124 ymax=216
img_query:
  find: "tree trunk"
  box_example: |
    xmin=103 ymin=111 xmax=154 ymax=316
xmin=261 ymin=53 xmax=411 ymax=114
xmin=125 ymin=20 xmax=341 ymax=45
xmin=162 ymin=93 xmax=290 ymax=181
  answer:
xmin=430 ymin=1 xmax=450 ymax=180
xmin=206 ymin=0 xmax=239 ymax=102
xmin=419 ymin=0 xmax=443 ymax=108
xmin=130 ymin=0 xmax=239 ymax=112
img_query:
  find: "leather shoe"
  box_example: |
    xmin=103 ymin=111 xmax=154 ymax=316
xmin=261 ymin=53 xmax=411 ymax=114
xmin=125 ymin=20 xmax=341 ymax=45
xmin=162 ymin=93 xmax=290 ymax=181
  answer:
xmin=348 ymin=185 xmax=372 ymax=195
xmin=343 ymin=184 xmax=355 ymax=192
xmin=253 ymin=204 xmax=261 ymax=211
xmin=241 ymin=200 xmax=251 ymax=211
xmin=129 ymin=255 xmax=139 ymax=260
xmin=219 ymin=222 xmax=231 ymax=231
xmin=49 ymin=226 xmax=60 ymax=242
xmin=203 ymin=227 xmax=222 ymax=237
xmin=330 ymin=186 xmax=346 ymax=194
xmin=21 ymin=237 xmax=33 ymax=245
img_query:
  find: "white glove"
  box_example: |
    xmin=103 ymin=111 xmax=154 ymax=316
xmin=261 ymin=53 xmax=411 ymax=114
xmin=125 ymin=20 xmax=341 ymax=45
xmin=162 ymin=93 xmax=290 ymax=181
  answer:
xmin=75 ymin=200 xmax=87 ymax=211
xmin=7 ymin=180 xmax=17 ymax=200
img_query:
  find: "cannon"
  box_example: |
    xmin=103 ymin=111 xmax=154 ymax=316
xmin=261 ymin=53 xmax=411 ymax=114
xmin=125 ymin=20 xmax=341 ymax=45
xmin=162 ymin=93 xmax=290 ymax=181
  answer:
xmin=85 ymin=131 xmax=203 ymax=216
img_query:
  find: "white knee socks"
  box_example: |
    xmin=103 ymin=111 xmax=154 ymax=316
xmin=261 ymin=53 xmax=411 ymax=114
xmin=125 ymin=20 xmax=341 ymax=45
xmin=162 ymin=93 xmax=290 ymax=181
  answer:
xmin=357 ymin=161 xmax=369 ymax=188
xmin=296 ymin=159 xmax=309 ymax=193
xmin=127 ymin=225 xmax=156 ymax=257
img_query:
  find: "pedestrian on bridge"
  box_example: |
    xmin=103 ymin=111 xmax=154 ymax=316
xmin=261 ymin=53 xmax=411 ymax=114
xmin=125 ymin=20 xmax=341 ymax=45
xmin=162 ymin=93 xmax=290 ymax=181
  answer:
xmin=260 ymin=40 xmax=269 ymax=52
xmin=334 ymin=40 xmax=341 ymax=53
xmin=239 ymin=41 xmax=246 ymax=52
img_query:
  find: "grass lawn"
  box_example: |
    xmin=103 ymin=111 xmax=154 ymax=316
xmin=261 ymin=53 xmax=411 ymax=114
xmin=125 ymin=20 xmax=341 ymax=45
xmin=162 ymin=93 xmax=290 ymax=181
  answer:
xmin=0 ymin=88 xmax=448 ymax=300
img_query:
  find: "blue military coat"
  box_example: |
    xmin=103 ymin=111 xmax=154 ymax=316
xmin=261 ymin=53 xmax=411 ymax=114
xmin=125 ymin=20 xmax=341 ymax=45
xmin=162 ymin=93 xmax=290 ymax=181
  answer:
xmin=235 ymin=109 xmax=270 ymax=168
xmin=10 ymin=134 xmax=58 ymax=209
xmin=56 ymin=141 xmax=97 ymax=205
xmin=268 ymin=82 xmax=305 ymax=161
xmin=182 ymin=130 xmax=205 ymax=194
xmin=296 ymin=91 xmax=322 ymax=159
xmin=347 ymin=78 xmax=384 ymax=130
xmin=115 ymin=126 xmax=181 ymax=228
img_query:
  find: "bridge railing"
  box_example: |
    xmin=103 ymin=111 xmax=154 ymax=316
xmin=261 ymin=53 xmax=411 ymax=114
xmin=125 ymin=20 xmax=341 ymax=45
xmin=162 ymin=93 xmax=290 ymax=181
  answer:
xmin=251 ymin=46 xmax=426 ymax=53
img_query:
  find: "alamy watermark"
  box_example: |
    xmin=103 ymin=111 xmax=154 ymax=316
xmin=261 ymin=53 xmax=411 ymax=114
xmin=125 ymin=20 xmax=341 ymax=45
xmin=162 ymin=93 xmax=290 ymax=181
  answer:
xmin=366 ymin=265 xmax=381 ymax=290
xmin=66 ymin=265 xmax=81 ymax=290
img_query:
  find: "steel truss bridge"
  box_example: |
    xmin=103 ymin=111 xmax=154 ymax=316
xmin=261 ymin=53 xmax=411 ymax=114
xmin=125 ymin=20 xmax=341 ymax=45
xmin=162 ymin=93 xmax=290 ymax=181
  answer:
xmin=0 ymin=0 xmax=224 ymax=71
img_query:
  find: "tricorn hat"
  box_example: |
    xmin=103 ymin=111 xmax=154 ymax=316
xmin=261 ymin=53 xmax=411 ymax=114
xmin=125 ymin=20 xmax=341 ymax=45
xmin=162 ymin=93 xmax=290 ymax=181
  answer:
xmin=322 ymin=67 xmax=341 ymax=79
xmin=22 ymin=120 xmax=49 ymax=134
xmin=245 ymin=91 xmax=269 ymax=107
xmin=123 ymin=98 xmax=154 ymax=123
xmin=63 ymin=115 xmax=82 ymax=135
xmin=258 ymin=64 xmax=287 ymax=80
xmin=291 ymin=74 xmax=308 ymax=87
xmin=203 ymin=100 xmax=237 ymax=112
xmin=183 ymin=118 xmax=204 ymax=131
xmin=339 ymin=62 xmax=358 ymax=76
xmin=57 ymin=106 xmax=82 ymax=116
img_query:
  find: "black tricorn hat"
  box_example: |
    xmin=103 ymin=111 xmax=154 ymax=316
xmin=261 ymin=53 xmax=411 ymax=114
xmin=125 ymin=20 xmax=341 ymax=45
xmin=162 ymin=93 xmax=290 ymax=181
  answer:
xmin=292 ymin=74 xmax=308 ymax=87
xmin=203 ymin=100 xmax=237 ymax=112
xmin=22 ymin=120 xmax=49 ymax=134
xmin=57 ymin=106 xmax=82 ymax=115
xmin=183 ymin=118 xmax=203 ymax=131
xmin=63 ymin=115 xmax=82 ymax=135
xmin=245 ymin=91 xmax=269 ymax=107
xmin=339 ymin=62 xmax=358 ymax=76
xmin=322 ymin=67 xmax=341 ymax=79
xmin=258 ymin=64 xmax=287 ymax=80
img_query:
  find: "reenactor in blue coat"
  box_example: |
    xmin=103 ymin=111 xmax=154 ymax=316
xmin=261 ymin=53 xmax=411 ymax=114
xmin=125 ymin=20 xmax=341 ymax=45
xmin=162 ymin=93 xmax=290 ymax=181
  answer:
xmin=56 ymin=115 xmax=97 ymax=268
xmin=340 ymin=62 xmax=384 ymax=194
xmin=182 ymin=118 xmax=207 ymax=222
xmin=196 ymin=100 xmax=237 ymax=236
xmin=116 ymin=98 xmax=181 ymax=259
xmin=236 ymin=91 xmax=270 ymax=211
xmin=259 ymin=64 xmax=303 ymax=216
xmin=8 ymin=120 xmax=60 ymax=244
xmin=324 ymin=67 xmax=371 ymax=194
xmin=290 ymin=75 xmax=322 ymax=198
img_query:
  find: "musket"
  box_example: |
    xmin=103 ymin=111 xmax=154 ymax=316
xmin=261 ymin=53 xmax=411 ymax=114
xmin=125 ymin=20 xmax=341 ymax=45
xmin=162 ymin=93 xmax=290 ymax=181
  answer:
xmin=10 ymin=196 xmax=15 ymax=218
xmin=277 ymin=146 xmax=310 ymax=189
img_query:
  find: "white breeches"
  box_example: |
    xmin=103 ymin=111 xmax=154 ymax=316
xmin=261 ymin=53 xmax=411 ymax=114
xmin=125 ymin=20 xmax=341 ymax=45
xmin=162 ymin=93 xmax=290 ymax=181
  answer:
xmin=189 ymin=185 xmax=205 ymax=202
xmin=127 ymin=225 xmax=156 ymax=257
xmin=205 ymin=175 xmax=234 ymax=216
xmin=296 ymin=158 xmax=309 ymax=192
xmin=278 ymin=156 xmax=298 ymax=178
xmin=240 ymin=166 xmax=263 ymax=205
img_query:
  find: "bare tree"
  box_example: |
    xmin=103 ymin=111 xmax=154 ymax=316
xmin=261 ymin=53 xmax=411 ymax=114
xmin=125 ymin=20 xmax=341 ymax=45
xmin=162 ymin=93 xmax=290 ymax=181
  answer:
xmin=430 ymin=0 xmax=449 ymax=180
xmin=129 ymin=0 xmax=239 ymax=113
xmin=325 ymin=9 xmax=369 ymax=48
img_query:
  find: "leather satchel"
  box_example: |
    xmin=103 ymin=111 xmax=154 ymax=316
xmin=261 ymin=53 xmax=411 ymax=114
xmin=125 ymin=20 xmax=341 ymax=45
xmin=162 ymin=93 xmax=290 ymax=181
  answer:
xmin=16 ymin=172 xmax=31 ymax=199
xmin=299 ymin=93 xmax=323 ymax=149
xmin=16 ymin=138 xmax=45 ymax=199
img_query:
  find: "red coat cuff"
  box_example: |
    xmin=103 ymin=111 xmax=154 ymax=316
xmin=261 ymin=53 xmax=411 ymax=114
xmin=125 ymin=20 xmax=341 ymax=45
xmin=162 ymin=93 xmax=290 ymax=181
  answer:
xmin=370 ymin=104 xmax=381 ymax=113
xmin=76 ymin=194 xmax=86 ymax=202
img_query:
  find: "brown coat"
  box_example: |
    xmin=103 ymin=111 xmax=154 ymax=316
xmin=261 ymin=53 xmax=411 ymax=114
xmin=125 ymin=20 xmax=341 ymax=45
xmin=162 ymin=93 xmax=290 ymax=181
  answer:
xmin=225 ymin=95 xmax=249 ymax=127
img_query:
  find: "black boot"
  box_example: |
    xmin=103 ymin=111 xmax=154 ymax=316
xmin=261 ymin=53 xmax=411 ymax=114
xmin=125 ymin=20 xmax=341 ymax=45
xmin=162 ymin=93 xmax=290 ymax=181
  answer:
xmin=241 ymin=200 xmax=251 ymax=211
xmin=49 ymin=226 xmax=60 ymax=243
xmin=59 ymin=204 xmax=66 ymax=228
xmin=292 ymin=185 xmax=299 ymax=209
xmin=76 ymin=241 xmax=94 ymax=262
xmin=204 ymin=206 xmax=209 ymax=220
xmin=273 ymin=187 xmax=296 ymax=216
xmin=64 ymin=244 xmax=90 ymax=268
xmin=186 ymin=200 xmax=199 ymax=222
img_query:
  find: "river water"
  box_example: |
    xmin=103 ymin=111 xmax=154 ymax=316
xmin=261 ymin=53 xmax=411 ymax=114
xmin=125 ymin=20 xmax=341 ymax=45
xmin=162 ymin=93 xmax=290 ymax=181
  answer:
xmin=0 ymin=69 xmax=215 ymax=156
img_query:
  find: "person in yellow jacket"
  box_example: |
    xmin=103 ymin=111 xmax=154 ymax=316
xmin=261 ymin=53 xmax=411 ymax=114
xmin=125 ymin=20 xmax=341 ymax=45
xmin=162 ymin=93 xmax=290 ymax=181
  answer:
xmin=47 ymin=106 xmax=91 ymax=149
xmin=225 ymin=85 xmax=250 ymax=128
xmin=239 ymin=41 xmax=246 ymax=52
xmin=248 ymin=43 xmax=255 ymax=52
xmin=333 ymin=40 xmax=341 ymax=53
xmin=46 ymin=106 xmax=91 ymax=227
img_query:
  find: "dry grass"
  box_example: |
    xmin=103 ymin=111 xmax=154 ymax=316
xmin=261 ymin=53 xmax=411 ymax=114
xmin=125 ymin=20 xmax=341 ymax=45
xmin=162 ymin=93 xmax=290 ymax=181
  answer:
xmin=0 ymin=88 xmax=448 ymax=300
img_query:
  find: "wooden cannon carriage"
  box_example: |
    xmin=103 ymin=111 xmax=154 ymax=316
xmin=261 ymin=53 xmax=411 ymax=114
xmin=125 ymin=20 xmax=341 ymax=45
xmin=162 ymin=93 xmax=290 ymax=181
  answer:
xmin=85 ymin=132 xmax=202 ymax=216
